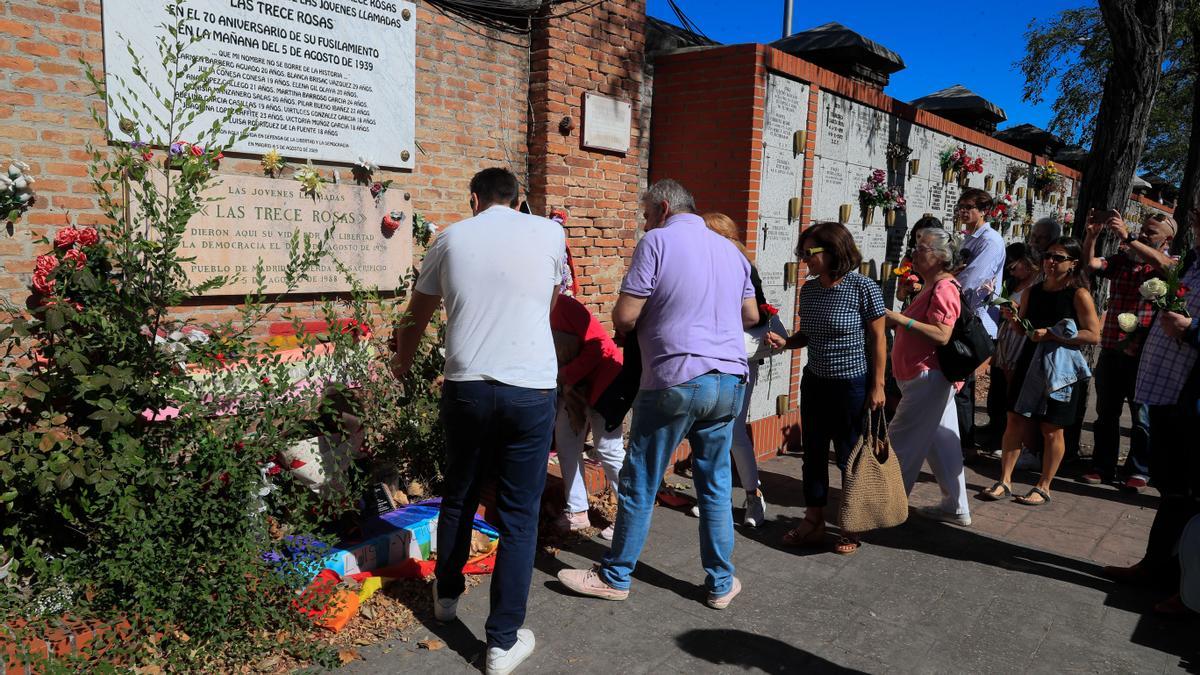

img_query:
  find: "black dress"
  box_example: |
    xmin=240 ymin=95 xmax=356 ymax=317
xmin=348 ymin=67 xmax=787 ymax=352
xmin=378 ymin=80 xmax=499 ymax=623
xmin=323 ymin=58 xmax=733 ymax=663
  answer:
xmin=1006 ymin=282 xmax=1085 ymax=427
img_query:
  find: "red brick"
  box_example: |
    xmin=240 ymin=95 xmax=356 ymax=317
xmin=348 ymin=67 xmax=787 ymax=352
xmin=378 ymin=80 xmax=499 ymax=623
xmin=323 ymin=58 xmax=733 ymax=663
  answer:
xmin=16 ymin=40 xmax=59 ymax=57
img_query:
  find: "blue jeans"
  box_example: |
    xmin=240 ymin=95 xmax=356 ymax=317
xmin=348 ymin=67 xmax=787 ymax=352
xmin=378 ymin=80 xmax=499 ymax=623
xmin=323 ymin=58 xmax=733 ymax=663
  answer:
xmin=600 ymin=372 xmax=746 ymax=595
xmin=435 ymin=380 xmax=556 ymax=650
xmin=800 ymin=372 xmax=866 ymax=508
xmin=1091 ymin=349 xmax=1151 ymax=479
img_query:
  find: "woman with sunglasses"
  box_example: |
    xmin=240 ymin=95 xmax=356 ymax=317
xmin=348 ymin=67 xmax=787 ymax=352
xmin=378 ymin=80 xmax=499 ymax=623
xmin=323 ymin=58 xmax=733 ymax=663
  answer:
xmin=767 ymin=222 xmax=886 ymax=555
xmin=981 ymin=237 xmax=1100 ymax=505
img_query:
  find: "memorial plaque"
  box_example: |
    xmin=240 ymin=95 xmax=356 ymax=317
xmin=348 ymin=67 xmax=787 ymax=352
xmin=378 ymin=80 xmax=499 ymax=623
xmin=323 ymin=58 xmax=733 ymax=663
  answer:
xmin=582 ymin=93 xmax=632 ymax=153
xmin=760 ymin=153 xmax=799 ymax=222
xmin=748 ymin=350 xmax=793 ymax=421
xmin=104 ymin=0 xmax=417 ymax=168
xmin=172 ymin=174 xmax=413 ymax=295
xmin=764 ymin=75 xmax=809 ymax=151
xmin=816 ymin=92 xmax=850 ymax=163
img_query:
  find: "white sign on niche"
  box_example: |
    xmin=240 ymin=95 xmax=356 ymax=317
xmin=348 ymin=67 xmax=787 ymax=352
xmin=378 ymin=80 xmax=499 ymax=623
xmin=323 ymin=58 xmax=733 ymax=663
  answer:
xmin=582 ymin=93 xmax=632 ymax=153
xmin=102 ymin=0 xmax=417 ymax=168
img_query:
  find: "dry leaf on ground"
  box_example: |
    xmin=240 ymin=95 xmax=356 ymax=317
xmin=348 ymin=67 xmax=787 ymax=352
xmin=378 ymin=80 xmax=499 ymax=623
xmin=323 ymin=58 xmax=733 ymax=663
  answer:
xmin=417 ymin=639 xmax=445 ymax=651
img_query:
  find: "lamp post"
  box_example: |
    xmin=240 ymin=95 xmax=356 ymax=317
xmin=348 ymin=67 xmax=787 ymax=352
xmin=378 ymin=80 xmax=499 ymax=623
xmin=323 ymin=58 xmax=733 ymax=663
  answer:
xmin=782 ymin=0 xmax=793 ymax=39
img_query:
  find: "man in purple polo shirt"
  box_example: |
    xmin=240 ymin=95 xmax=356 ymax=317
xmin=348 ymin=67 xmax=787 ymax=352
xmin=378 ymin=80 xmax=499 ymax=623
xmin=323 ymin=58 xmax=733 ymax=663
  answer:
xmin=558 ymin=179 xmax=759 ymax=610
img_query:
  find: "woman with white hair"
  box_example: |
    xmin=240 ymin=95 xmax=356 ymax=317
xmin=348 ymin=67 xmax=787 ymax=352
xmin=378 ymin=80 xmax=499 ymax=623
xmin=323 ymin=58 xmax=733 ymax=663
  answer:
xmin=883 ymin=227 xmax=971 ymax=525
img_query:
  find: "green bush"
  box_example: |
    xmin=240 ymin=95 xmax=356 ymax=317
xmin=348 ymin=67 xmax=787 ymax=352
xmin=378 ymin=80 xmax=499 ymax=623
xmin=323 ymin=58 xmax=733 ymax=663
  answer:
xmin=0 ymin=1 xmax=444 ymax=667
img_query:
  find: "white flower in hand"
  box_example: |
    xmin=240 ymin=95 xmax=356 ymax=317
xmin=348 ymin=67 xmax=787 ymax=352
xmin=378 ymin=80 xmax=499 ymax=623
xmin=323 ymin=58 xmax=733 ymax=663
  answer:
xmin=1139 ymin=278 xmax=1168 ymax=301
xmin=1117 ymin=312 xmax=1139 ymax=333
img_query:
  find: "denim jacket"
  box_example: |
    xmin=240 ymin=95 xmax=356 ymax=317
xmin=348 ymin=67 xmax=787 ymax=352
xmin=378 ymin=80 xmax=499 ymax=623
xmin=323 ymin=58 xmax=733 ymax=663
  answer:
xmin=1014 ymin=319 xmax=1092 ymax=417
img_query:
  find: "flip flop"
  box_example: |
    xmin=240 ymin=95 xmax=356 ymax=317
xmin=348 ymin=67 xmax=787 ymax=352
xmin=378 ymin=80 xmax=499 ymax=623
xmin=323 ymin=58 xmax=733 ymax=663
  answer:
xmin=979 ymin=481 xmax=1012 ymax=501
xmin=1015 ymin=487 xmax=1051 ymax=506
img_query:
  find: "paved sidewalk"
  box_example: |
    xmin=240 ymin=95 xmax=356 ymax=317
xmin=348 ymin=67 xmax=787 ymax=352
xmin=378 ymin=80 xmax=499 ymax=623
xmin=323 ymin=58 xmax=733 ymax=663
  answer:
xmin=336 ymin=450 xmax=1196 ymax=674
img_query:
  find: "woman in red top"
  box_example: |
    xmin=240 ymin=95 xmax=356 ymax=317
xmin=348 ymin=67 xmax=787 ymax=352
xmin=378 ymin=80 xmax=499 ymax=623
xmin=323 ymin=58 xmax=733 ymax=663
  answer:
xmin=550 ymin=294 xmax=627 ymax=540
xmin=883 ymin=228 xmax=971 ymax=525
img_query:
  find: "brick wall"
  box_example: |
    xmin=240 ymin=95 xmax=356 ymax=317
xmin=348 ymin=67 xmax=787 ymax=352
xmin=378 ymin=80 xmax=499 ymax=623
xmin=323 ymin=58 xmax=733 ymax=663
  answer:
xmin=0 ymin=1 xmax=536 ymax=329
xmin=526 ymin=1 xmax=648 ymax=320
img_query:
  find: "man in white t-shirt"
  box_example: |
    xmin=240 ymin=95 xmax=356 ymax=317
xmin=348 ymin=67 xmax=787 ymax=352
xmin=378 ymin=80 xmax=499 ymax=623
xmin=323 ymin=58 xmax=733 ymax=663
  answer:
xmin=391 ymin=167 xmax=564 ymax=675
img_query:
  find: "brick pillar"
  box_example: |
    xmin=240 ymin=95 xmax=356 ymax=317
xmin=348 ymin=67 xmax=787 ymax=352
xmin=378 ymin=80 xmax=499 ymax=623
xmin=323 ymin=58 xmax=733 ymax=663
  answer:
xmin=526 ymin=0 xmax=647 ymax=319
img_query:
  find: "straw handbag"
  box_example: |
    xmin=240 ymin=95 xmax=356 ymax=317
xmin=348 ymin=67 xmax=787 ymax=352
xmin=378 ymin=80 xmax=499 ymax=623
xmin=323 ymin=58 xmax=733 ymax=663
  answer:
xmin=838 ymin=413 xmax=908 ymax=532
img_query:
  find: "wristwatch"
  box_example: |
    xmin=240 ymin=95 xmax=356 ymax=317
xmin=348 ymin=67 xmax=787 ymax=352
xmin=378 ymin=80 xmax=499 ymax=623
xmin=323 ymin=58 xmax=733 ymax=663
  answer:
xmin=1125 ymin=231 xmax=1137 ymax=244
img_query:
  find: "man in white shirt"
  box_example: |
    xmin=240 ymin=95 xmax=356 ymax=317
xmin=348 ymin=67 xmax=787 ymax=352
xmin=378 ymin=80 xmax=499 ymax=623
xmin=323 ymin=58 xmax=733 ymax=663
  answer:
xmin=392 ymin=168 xmax=564 ymax=675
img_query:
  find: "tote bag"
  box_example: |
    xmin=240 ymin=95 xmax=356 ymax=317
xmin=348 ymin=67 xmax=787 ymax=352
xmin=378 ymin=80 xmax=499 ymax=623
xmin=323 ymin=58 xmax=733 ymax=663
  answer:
xmin=839 ymin=413 xmax=909 ymax=532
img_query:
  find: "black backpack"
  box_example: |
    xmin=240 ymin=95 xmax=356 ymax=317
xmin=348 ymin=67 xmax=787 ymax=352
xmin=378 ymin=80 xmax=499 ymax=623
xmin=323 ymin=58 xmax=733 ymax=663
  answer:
xmin=937 ymin=281 xmax=995 ymax=382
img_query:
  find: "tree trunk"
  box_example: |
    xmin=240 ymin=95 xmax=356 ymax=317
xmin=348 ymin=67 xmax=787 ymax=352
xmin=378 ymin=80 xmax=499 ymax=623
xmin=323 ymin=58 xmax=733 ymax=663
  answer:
xmin=1172 ymin=15 xmax=1200 ymax=254
xmin=1072 ymin=0 xmax=1177 ymax=242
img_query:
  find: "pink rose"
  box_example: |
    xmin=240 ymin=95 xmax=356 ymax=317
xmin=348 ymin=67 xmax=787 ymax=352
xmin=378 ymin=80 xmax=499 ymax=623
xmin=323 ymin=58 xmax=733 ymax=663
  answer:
xmin=53 ymin=227 xmax=78 ymax=249
xmin=63 ymin=248 xmax=87 ymax=270
xmin=35 ymin=254 xmax=59 ymax=275
xmin=32 ymin=270 xmax=54 ymax=294
xmin=76 ymin=227 xmax=99 ymax=247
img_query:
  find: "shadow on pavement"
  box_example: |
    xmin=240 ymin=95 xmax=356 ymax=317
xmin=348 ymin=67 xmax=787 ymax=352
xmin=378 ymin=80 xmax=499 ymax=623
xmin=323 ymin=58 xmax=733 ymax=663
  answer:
xmin=869 ymin=516 xmax=1198 ymax=670
xmin=674 ymin=628 xmax=865 ymax=673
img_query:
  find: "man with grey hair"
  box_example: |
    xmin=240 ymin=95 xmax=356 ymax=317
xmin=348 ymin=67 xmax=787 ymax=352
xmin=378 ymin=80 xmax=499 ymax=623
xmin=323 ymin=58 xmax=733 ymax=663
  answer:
xmin=1027 ymin=217 xmax=1062 ymax=258
xmin=558 ymin=179 xmax=759 ymax=609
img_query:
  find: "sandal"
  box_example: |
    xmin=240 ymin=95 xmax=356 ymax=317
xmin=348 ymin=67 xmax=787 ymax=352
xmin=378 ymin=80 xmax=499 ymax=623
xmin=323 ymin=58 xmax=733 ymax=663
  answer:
xmin=1015 ymin=487 xmax=1051 ymax=506
xmin=979 ymin=481 xmax=1012 ymax=501
xmin=833 ymin=535 xmax=861 ymax=556
xmin=782 ymin=518 xmax=825 ymax=547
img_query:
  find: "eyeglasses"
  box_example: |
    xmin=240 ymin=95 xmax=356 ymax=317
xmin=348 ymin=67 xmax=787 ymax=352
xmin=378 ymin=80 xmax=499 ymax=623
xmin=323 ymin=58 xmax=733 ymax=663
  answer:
xmin=799 ymin=246 xmax=825 ymax=261
xmin=1044 ymin=254 xmax=1074 ymax=263
xmin=955 ymin=204 xmax=980 ymax=212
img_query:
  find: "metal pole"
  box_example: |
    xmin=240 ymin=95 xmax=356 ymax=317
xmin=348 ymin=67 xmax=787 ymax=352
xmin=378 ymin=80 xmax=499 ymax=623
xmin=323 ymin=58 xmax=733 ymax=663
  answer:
xmin=782 ymin=0 xmax=793 ymax=39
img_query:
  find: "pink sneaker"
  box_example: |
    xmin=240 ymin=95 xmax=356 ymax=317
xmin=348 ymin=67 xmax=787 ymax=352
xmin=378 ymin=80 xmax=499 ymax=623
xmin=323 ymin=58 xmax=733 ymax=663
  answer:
xmin=554 ymin=511 xmax=590 ymax=533
xmin=557 ymin=565 xmax=629 ymax=601
xmin=599 ymin=524 xmax=614 ymax=541
xmin=706 ymin=576 xmax=742 ymax=610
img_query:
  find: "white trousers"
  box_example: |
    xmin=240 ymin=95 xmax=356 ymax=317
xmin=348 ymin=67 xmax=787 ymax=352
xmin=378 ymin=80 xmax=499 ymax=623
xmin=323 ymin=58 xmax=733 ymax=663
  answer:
xmin=892 ymin=369 xmax=970 ymax=516
xmin=730 ymin=366 xmax=760 ymax=494
xmin=555 ymin=400 xmax=627 ymax=513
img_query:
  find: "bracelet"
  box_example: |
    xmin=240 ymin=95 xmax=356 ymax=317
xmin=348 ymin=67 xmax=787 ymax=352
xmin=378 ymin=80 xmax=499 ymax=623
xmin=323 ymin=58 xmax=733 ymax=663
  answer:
xmin=905 ymin=318 xmax=915 ymax=331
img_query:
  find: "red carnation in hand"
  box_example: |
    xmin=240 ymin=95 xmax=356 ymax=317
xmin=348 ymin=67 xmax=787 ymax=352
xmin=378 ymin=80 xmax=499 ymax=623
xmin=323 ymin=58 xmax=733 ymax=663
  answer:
xmin=63 ymin=248 xmax=87 ymax=270
xmin=76 ymin=227 xmax=99 ymax=247
xmin=1178 ymin=286 xmax=1190 ymax=298
xmin=759 ymin=302 xmax=779 ymax=317
xmin=53 ymin=227 xmax=78 ymax=249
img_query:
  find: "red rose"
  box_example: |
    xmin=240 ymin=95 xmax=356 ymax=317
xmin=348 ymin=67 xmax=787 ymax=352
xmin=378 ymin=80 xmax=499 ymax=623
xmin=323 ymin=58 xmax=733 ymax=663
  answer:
xmin=381 ymin=213 xmax=401 ymax=233
xmin=32 ymin=270 xmax=54 ymax=294
xmin=76 ymin=227 xmax=99 ymax=246
xmin=1178 ymin=286 xmax=1189 ymax=298
xmin=35 ymin=254 xmax=59 ymax=275
xmin=215 ymin=353 xmax=227 ymax=365
xmin=53 ymin=227 xmax=78 ymax=249
xmin=370 ymin=182 xmax=384 ymax=198
xmin=63 ymin=248 xmax=87 ymax=270
xmin=261 ymin=376 xmax=271 ymax=386
xmin=190 ymin=144 xmax=204 ymax=157
xmin=141 ymin=151 xmax=154 ymax=162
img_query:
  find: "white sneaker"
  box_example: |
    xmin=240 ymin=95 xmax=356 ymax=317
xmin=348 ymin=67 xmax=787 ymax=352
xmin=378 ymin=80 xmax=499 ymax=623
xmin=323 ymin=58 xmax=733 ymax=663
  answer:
xmin=486 ymin=628 xmax=535 ymax=675
xmin=432 ymin=583 xmax=458 ymax=622
xmin=689 ymin=504 xmax=700 ymax=518
xmin=599 ymin=524 xmax=614 ymax=541
xmin=743 ymin=492 xmax=767 ymax=527
xmin=915 ymin=505 xmax=972 ymax=526
xmin=1015 ymin=448 xmax=1041 ymax=472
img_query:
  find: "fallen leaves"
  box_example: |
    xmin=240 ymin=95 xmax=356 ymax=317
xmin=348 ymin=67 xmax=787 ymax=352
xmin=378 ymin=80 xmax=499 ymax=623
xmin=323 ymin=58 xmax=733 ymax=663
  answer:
xmin=417 ymin=639 xmax=445 ymax=651
xmin=337 ymin=648 xmax=361 ymax=664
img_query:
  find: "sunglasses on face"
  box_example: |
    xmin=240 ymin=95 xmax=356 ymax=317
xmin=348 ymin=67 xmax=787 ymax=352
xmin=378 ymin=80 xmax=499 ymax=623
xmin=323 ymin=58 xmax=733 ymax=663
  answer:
xmin=799 ymin=246 xmax=825 ymax=261
xmin=1044 ymin=254 xmax=1074 ymax=263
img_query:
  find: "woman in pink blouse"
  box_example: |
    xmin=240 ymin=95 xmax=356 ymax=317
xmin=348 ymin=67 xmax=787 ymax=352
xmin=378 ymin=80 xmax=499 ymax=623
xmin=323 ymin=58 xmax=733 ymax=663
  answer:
xmin=883 ymin=228 xmax=971 ymax=526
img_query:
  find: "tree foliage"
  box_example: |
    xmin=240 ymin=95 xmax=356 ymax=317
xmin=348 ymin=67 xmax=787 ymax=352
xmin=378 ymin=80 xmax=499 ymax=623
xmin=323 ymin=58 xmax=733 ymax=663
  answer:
xmin=1018 ymin=2 xmax=1196 ymax=182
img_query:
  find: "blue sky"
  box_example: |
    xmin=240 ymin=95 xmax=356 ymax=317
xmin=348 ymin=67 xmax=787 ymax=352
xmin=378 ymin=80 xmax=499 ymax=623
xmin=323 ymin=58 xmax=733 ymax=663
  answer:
xmin=647 ymin=0 xmax=1093 ymax=132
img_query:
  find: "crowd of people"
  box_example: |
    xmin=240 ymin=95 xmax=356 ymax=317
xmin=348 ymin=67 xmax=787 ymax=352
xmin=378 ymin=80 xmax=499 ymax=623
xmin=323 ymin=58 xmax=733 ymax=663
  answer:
xmin=390 ymin=168 xmax=1200 ymax=674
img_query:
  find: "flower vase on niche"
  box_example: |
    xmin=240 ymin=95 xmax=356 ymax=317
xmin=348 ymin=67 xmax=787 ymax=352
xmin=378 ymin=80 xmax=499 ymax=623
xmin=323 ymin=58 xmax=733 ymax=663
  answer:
xmin=862 ymin=207 xmax=875 ymax=226
xmin=1017 ymin=187 xmax=1026 ymax=199
xmin=839 ymin=204 xmax=852 ymax=224
xmin=996 ymin=181 xmax=1006 ymax=195
xmin=885 ymin=208 xmax=897 ymax=227
xmin=942 ymin=167 xmax=955 ymax=183
xmin=957 ymin=172 xmax=970 ymax=188
xmin=984 ymin=176 xmax=994 ymax=192
xmin=909 ymin=158 xmax=920 ymax=176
